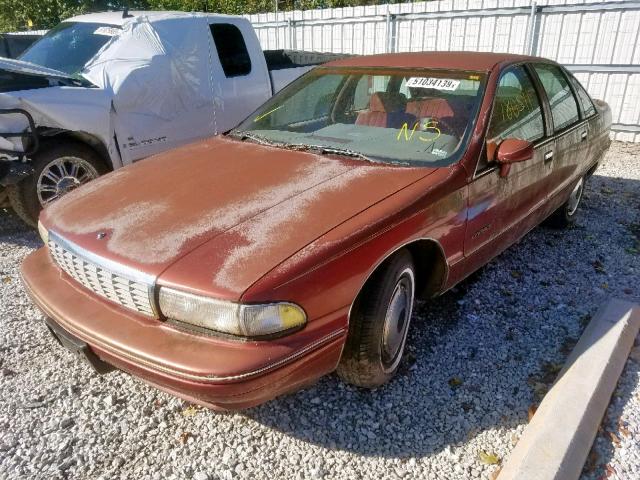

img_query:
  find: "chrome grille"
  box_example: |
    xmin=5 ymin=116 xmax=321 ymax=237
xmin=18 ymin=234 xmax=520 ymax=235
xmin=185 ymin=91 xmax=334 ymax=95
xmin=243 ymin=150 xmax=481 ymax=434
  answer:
xmin=48 ymin=237 xmax=155 ymax=317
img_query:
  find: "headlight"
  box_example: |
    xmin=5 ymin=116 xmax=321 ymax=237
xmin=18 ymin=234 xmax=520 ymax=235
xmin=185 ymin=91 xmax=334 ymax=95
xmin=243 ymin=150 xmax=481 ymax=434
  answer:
xmin=37 ymin=220 xmax=49 ymax=244
xmin=158 ymin=287 xmax=307 ymax=337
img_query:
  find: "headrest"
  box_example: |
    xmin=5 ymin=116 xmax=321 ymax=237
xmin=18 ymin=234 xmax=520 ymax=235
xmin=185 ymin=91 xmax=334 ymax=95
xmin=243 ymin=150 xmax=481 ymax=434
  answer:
xmin=406 ymin=97 xmax=455 ymax=118
xmin=369 ymin=92 xmax=407 ymax=113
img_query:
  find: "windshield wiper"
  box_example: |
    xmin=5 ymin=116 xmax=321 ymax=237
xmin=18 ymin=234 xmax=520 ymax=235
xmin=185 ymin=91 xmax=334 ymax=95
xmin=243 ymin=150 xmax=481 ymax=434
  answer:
xmin=226 ymin=136 xmax=391 ymax=165
xmin=228 ymin=131 xmax=282 ymax=147
xmin=289 ymin=143 xmax=383 ymax=164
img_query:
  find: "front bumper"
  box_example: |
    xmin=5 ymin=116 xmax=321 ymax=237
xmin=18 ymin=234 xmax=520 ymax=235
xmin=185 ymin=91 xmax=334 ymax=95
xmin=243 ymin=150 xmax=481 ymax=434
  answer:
xmin=0 ymin=160 xmax=33 ymax=186
xmin=21 ymin=247 xmax=347 ymax=410
xmin=0 ymin=108 xmax=38 ymax=186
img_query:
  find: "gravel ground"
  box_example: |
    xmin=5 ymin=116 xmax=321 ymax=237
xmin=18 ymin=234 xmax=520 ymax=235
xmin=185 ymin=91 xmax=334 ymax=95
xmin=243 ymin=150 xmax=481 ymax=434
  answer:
xmin=1 ymin=141 xmax=639 ymax=480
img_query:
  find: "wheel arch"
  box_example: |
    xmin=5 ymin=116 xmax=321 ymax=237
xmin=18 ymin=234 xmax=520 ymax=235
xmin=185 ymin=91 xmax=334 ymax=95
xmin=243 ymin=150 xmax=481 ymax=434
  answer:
xmin=37 ymin=129 xmax=114 ymax=171
xmin=405 ymin=239 xmax=449 ymax=300
xmin=349 ymin=238 xmax=449 ymax=319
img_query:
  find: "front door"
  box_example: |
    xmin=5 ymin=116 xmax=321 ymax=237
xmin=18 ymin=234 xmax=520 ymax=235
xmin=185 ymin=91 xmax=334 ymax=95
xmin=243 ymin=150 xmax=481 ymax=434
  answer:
xmin=464 ymin=64 xmax=552 ymax=271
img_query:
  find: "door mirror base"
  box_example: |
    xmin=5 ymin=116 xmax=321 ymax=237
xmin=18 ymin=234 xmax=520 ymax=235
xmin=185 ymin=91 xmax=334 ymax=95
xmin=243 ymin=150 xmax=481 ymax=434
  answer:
xmin=494 ymin=138 xmax=534 ymax=177
xmin=499 ymin=163 xmax=512 ymax=178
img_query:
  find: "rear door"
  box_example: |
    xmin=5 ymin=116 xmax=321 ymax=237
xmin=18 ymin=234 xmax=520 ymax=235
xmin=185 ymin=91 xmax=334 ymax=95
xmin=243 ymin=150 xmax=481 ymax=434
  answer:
xmin=530 ymin=63 xmax=587 ymax=207
xmin=464 ymin=64 xmax=551 ymax=264
xmin=568 ymin=71 xmax=599 ymax=165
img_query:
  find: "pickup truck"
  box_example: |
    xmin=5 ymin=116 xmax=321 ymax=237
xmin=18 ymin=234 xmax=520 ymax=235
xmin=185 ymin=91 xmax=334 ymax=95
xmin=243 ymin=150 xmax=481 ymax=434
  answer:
xmin=0 ymin=11 xmax=344 ymax=224
xmin=0 ymin=31 xmax=45 ymax=59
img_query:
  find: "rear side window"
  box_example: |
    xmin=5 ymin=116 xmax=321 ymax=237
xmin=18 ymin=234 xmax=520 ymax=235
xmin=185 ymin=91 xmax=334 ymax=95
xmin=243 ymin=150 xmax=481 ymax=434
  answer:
xmin=210 ymin=23 xmax=251 ymax=77
xmin=533 ymin=64 xmax=580 ymax=131
xmin=569 ymin=75 xmax=596 ymax=117
xmin=488 ymin=66 xmax=545 ymax=144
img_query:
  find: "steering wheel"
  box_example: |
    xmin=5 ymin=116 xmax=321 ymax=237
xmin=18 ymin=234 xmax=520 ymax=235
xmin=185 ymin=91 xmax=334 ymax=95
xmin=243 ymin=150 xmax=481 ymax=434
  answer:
xmin=430 ymin=117 xmax=457 ymax=137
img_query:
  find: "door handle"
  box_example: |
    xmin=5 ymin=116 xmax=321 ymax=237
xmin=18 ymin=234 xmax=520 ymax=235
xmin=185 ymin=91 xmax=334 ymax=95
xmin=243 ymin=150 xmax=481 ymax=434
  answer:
xmin=581 ymin=130 xmax=588 ymax=141
xmin=544 ymin=150 xmax=554 ymax=162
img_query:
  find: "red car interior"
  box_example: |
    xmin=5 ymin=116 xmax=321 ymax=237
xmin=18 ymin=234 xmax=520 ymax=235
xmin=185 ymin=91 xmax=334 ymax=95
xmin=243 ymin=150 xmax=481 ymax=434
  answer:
xmin=355 ymin=92 xmax=416 ymax=128
xmin=406 ymin=96 xmax=470 ymax=136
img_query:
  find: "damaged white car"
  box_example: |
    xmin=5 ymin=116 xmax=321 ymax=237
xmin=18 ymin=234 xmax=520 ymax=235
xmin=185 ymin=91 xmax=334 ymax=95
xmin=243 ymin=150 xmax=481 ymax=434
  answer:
xmin=0 ymin=10 xmax=343 ymax=224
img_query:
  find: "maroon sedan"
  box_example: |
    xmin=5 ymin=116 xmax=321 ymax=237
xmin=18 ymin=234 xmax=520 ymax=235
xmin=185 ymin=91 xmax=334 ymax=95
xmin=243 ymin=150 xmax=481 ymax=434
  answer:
xmin=22 ymin=52 xmax=611 ymax=410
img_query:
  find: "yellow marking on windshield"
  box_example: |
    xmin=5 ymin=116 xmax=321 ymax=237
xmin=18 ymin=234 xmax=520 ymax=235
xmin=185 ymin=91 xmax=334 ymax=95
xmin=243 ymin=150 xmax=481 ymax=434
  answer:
xmin=397 ymin=121 xmax=419 ymax=141
xmin=254 ymin=105 xmax=283 ymax=122
xmin=397 ymin=120 xmax=441 ymax=143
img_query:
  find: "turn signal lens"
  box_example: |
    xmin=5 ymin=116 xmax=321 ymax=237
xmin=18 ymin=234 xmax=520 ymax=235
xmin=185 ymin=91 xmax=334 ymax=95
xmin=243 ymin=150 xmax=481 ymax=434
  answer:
xmin=158 ymin=287 xmax=307 ymax=337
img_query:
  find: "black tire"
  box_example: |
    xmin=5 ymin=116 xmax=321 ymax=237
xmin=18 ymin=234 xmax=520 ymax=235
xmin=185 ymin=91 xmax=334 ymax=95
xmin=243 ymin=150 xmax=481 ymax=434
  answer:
xmin=337 ymin=249 xmax=415 ymax=388
xmin=8 ymin=141 xmax=107 ymax=226
xmin=545 ymin=176 xmax=585 ymax=229
xmin=0 ymin=187 xmax=9 ymax=209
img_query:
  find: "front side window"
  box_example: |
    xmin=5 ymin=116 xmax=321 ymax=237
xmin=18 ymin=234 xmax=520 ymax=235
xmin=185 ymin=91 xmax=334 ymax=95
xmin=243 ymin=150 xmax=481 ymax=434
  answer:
xmin=488 ymin=66 xmax=545 ymax=145
xmin=533 ymin=64 xmax=580 ymax=131
xmin=19 ymin=22 xmax=120 ymax=76
xmin=233 ymin=68 xmax=486 ymax=166
xmin=210 ymin=23 xmax=251 ymax=77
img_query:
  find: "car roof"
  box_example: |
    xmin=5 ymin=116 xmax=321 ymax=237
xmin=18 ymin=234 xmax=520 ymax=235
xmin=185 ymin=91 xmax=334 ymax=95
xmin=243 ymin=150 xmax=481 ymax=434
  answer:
xmin=64 ymin=10 xmax=241 ymax=26
xmin=323 ymin=51 xmax=542 ymax=72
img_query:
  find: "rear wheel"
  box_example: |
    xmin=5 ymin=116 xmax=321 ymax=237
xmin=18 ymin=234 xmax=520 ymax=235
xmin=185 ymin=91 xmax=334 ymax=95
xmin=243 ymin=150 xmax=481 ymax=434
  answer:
xmin=546 ymin=176 xmax=585 ymax=229
xmin=337 ymin=250 xmax=415 ymax=388
xmin=8 ymin=142 xmax=107 ymax=226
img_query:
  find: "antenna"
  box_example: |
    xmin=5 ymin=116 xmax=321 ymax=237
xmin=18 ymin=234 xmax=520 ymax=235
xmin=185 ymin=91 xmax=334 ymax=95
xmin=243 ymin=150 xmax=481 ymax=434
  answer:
xmin=122 ymin=7 xmax=133 ymax=18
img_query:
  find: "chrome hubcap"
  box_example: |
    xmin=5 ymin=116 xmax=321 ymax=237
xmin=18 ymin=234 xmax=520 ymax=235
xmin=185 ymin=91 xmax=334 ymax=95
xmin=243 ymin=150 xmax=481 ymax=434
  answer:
xmin=37 ymin=157 xmax=99 ymax=206
xmin=381 ymin=269 xmax=415 ymax=372
xmin=567 ymin=177 xmax=584 ymax=216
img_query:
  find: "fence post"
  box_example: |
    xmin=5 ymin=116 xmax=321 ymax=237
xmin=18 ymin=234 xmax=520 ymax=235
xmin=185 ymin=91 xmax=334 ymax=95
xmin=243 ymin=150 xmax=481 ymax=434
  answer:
xmin=386 ymin=12 xmax=397 ymax=53
xmin=287 ymin=18 xmax=297 ymax=50
xmin=527 ymin=2 xmax=542 ymax=56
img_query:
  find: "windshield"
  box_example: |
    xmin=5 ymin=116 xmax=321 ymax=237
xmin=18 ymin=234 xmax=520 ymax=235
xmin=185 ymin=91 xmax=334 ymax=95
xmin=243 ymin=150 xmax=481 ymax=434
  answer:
xmin=233 ymin=67 xmax=486 ymax=166
xmin=19 ymin=22 xmax=120 ymax=76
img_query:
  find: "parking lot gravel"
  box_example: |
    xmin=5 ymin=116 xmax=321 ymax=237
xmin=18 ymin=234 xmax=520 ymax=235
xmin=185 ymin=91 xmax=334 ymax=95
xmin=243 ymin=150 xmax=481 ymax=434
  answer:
xmin=1 ymin=141 xmax=639 ymax=480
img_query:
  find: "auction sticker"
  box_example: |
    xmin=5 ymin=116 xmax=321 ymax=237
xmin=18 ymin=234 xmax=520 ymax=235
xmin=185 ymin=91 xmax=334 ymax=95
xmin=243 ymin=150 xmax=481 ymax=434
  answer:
xmin=94 ymin=26 xmax=121 ymax=36
xmin=406 ymin=77 xmax=460 ymax=91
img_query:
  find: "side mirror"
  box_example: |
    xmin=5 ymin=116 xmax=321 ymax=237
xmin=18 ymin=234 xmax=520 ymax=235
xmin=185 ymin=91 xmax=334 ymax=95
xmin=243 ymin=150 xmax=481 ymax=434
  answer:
xmin=495 ymin=139 xmax=534 ymax=177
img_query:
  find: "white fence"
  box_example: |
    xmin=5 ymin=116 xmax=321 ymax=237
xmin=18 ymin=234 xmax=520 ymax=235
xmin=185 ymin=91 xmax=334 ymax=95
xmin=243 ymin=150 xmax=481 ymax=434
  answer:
xmin=247 ymin=0 xmax=640 ymax=141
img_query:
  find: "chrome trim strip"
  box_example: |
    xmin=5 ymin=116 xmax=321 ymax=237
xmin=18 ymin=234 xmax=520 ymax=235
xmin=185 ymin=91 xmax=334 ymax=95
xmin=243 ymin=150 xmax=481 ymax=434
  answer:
xmin=49 ymin=231 xmax=156 ymax=285
xmin=48 ymin=231 xmax=158 ymax=317
xmin=62 ymin=314 xmax=346 ymax=382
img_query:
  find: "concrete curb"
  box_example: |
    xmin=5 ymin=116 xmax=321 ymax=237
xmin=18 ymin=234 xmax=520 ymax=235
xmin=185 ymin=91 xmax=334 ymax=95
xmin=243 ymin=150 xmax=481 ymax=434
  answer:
xmin=498 ymin=298 xmax=640 ymax=480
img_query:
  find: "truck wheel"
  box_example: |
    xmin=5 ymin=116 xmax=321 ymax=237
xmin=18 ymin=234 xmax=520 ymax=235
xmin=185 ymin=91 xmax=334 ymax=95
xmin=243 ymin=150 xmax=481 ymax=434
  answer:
xmin=545 ymin=176 xmax=585 ymax=229
xmin=0 ymin=187 xmax=9 ymax=209
xmin=337 ymin=250 xmax=415 ymax=388
xmin=8 ymin=142 xmax=107 ymax=226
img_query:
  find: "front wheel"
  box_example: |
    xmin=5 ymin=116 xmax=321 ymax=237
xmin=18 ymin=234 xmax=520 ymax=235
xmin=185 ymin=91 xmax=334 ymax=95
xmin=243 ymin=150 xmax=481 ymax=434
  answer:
xmin=8 ymin=142 xmax=107 ymax=226
xmin=337 ymin=250 xmax=415 ymax=388
xmin=545 ymin=176 xmax=585 ymax=229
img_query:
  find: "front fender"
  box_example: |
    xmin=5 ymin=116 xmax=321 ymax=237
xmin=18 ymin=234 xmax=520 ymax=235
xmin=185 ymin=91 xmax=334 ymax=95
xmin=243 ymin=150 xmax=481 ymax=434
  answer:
xmin=241 ymin=167 xmax=466 ymax=323
xmin=0 ymin=86 xmax=114 ymax=164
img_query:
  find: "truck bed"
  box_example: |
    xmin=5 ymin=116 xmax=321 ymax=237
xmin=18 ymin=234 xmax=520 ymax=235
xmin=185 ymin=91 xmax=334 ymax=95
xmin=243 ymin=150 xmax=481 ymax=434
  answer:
xmin=264 ymin=49 xmax=348 ymax=71
xmin=265 ymin=50 xmax=350 ymax=93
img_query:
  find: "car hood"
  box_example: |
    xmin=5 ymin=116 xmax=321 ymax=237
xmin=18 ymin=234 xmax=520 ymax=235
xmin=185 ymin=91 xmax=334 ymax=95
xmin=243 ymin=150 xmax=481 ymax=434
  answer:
xmin=42 ymin=136 xmax=435 ymax=298
xmin=0 ymin=57 xmax=72 ymax=79
xmin=0 ymin=57 xmax=93 ymax=89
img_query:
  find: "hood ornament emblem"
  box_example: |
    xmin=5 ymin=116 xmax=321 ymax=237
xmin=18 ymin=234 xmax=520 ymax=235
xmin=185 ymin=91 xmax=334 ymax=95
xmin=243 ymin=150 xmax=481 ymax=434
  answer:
xmin=96 ymin=232 xmax=107 ymax=240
